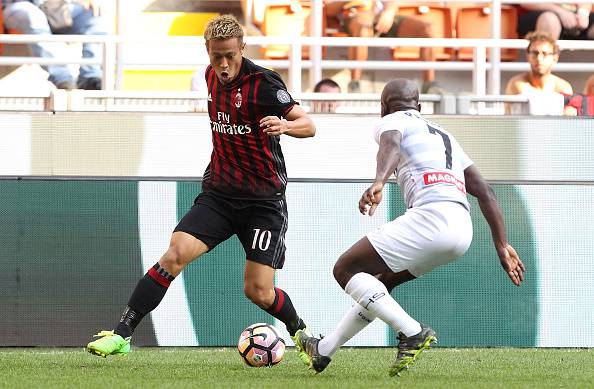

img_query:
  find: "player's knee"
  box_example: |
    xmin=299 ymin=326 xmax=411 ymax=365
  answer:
xmin=159 ymin=247 xmax=189 ymax=275
xmin=244 ymin=284 xmax=272 ymax=308
xmin=333 ymin=261 xmax=352 ymax=290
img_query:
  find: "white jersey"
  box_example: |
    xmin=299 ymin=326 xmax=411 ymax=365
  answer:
xmin=373 ymin=109 xmax=473 ymax=210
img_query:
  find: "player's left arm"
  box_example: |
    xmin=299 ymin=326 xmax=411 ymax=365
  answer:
xmin=260 ymin=104 xmax=316 ymax=138
xmin=464 ymin=164 xmax=526 ymax=286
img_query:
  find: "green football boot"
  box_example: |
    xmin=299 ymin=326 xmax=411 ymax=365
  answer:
xmin=389 ymin=325 xmax=437 ymax=377
xmin=291 ymin=328 xmax=312 ymax=366
xmin=86 ymin=330 xmax=130 ymax=358
xmin=294 ymin=329 xmax=332 ymax=373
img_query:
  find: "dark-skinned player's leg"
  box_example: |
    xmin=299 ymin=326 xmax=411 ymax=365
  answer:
xmin=297 ymin=237 xmax=431 ymax=374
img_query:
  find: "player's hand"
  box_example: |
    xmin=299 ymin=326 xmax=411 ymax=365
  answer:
xmin=359 ymin=182 xmax=384 ymax=216
xmin=498 ymin=244 xmax=525 ymax=286
xmin=260 ymin=116 xmax=287 ymax=136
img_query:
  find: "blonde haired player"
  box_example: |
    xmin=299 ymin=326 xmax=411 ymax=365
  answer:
xmin=295 ymin=78 xmax=525 ymax=376
xmin=86 ymin=15 xmax=316 ymax=364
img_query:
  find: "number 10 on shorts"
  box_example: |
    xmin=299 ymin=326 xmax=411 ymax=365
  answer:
xmin=252 ymin=229 xmax=272 ymax=251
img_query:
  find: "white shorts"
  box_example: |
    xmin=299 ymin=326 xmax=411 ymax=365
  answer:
xmin=366 ymin=201 xmax=473 ymax=277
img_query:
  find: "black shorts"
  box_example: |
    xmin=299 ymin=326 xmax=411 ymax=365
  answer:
xmin=518 ymin=11 xmax=594 ymax=39
xmin=174 ymin=192 xmax=288 ymax=269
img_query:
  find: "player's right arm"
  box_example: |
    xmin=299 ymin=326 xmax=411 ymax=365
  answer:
xmin=360 ymin=130 xmax=402 ymax=216
xmin=464 ymin=164 xmax=525 ymax=286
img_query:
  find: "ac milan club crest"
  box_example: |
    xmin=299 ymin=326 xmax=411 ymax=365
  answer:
xmin=233 ymin=89 xmax=242 ymax=108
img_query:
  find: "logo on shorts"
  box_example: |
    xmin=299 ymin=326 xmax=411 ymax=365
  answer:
xmin=423 ymin=172 xmax=466 ymax=193
xmin=276 ymin=90 xmax=291 ymax=104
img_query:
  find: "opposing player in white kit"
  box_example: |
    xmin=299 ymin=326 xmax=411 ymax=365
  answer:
xmin=295 ymin=79 xmax=525 ymax=376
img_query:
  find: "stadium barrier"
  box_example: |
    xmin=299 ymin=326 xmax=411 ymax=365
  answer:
xmin=0 ymin=89 xmax=547 ymax=115
xmin=1 ymin=112 xmax=593 ymax=347
xmin=0 ymin=89 xmax=458 ymax=114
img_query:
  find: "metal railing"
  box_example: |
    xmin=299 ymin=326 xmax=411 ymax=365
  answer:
xmin=2 ymin=0 xmax=594 ymax=95
xmin=3 ymin=33 xmax=594 ymax=96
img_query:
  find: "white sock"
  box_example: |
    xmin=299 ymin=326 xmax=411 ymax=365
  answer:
xmin=344 ymin=272 xmax=421 ymax=337
xmin=317 ymin=303 xmax=376 ymax=357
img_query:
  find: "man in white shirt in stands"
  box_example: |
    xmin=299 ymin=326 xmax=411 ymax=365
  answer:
xmin=295 ymin=78 xmax=525 ymax=377
xmin=505 ymin=31 xmax=573 ymax=115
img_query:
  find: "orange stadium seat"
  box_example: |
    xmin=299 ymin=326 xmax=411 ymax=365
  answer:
xmin=392 ymin=5 xmax=454 ymax=61
xmin=261 ymin=2 xmax=318 ymax=59
xmin=455 ymin=5 xmax=518 ymax=61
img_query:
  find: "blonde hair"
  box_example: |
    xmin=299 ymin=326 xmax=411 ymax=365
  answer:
xmin=525 ymin=31 xmax=559 ymax=54
xmin=204 ymin=15 xmax=244 ymax=42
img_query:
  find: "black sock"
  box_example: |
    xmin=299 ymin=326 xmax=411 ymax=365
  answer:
xmin=114 ymin=263 xmax=175 ymax=339
xmin=265 ymin=287 xmax=306 ymax=336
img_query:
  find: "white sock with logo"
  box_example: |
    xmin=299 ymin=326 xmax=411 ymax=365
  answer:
xmin=344 ymin=272 xmax=421 ymax=337
xmin=317 ymin=303 xmax=376 ymax=357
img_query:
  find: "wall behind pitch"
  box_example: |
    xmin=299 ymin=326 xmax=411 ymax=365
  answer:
xmin=3 ymin=113 xmax=594 ymax=181
xmin=0 ymin=113 xmax=592 ymax=347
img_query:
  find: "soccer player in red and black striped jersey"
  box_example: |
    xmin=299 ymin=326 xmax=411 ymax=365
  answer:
xmin=86 ymin=15 xmax=316 ymax=363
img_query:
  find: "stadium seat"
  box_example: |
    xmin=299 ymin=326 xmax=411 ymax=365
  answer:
xmin=455 ymin=5 xmax=518 ymax=61
xmin=392 ymin=5 xmax=454 ymax=61
xmin=261 ymin=1 xmax=319 ymax=59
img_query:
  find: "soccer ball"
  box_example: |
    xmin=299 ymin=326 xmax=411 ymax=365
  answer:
xmin=237 ymin=323 xmax=286 ymax=367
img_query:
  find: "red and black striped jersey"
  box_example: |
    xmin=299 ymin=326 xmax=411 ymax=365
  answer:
xmin=203 ymin=58 xmax=296 ymax=200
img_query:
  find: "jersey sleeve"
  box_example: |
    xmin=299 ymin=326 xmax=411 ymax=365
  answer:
xmin=456 ymin=141 xmax=474 ymax=170
xmin=373 ymin=114 xmax=403 ymax=144
xmin=259 ymin=71 xmax=297 ymax=118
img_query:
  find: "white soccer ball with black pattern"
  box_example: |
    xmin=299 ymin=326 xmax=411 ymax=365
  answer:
xmin=237 ymin=323 xmax=286 ymax=367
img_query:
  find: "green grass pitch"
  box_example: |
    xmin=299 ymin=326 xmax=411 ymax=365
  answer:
xmin=1 ymin=347 xmax=592 ymax=388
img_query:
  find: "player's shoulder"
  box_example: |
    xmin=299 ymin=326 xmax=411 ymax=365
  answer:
xmin=381 ymin=109 xmax=423 ymax=128
xmin=244 ymin=58 xmax=284 ymax=84
xmin=373 ymin=110 xmax=417 ymax=142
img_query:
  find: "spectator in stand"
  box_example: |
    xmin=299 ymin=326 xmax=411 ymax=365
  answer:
xmin=311 ymin=78 xmax=342 ymax=113
xmin=325 ymin=0 xmax=438 ymax=93
xmin=2 ymin=0 xmax=108 ymax=90
xmin=517 ymin=3 xmax=594 ymax=40
xmin=564 ymin=74 xmax=594 ymax=116
xmin=584 ymin=74 xmax=594 ymax=94
xmin=505 ymin=31 xmax=573 ymax=114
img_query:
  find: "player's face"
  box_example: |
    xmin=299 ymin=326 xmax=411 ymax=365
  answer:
xmin=206 ymin=37 xmax=245 ymax=85
xmin=527 ymin=41 xmax=558 ymax=77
